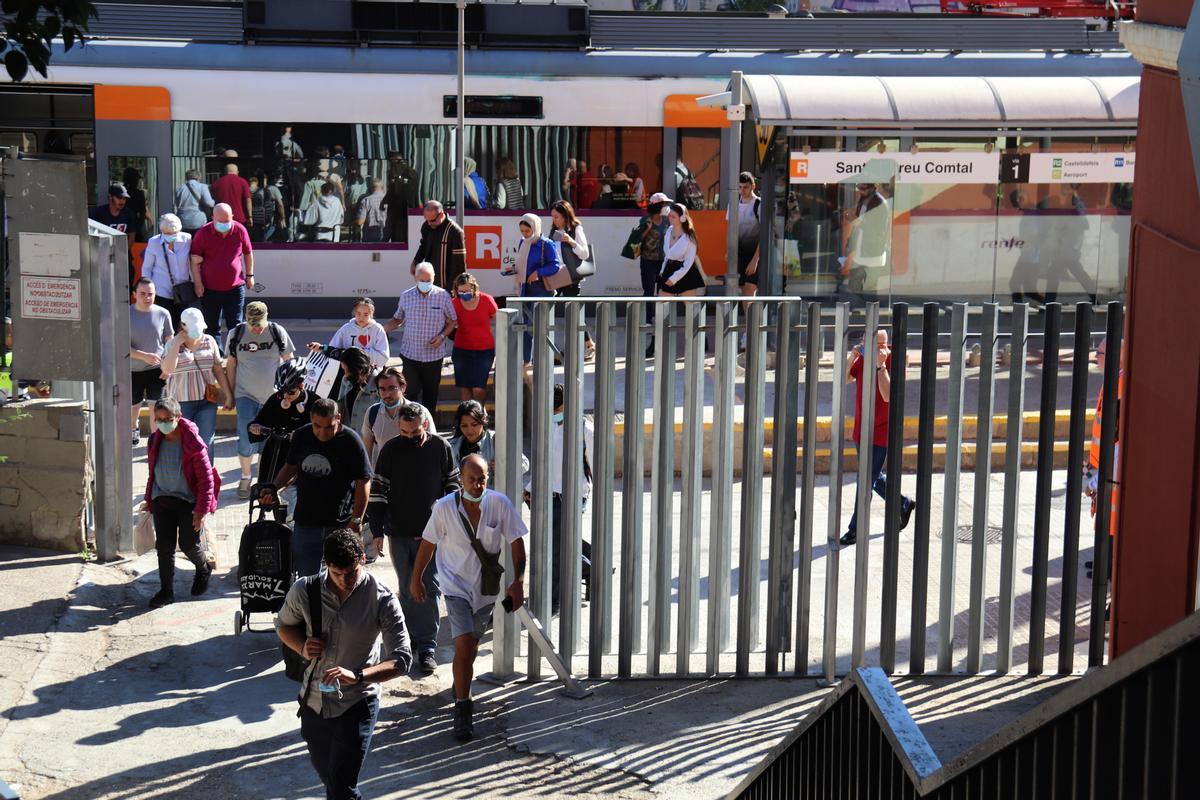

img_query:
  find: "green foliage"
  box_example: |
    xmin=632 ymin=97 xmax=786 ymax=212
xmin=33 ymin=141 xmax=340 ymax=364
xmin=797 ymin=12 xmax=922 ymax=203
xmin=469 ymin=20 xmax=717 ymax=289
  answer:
xmin=1 ymin=0 xmax=97 ymax=82
xmin=0 ymin=408 xmax=31 ymax=462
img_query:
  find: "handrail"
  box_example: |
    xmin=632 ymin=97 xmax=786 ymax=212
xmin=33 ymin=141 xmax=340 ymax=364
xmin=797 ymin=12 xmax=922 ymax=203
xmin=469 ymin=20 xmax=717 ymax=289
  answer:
xmin=730 ymin=609 xmax=1200 ymax=798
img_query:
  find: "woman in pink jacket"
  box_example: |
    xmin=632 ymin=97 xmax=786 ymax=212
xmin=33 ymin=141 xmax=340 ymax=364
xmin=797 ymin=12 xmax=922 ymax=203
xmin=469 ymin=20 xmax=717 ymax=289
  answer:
xmin=143 ymin=396 xmax=221 ymax=608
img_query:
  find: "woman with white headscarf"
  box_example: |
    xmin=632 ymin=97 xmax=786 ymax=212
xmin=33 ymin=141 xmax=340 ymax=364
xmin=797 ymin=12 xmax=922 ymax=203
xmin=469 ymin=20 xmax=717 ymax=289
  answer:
xmin=510 ymin=212 xmax=563 ymax=363
xmin=142 ymin=213 xmax=193 ymax=328
xmin=463 ymin=156 xmax=490 ymax=210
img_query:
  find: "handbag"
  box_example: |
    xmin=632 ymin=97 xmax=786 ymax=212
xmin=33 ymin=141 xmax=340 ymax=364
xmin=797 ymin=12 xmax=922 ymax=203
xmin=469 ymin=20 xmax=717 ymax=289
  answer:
xmin=559 ymin=228 xmax=597 ymax=284
xmin=540 ymin=239 xmax=575 ymax=292
xmin=164 ymin=240 xmax=198 ymax=307
xmin=204 ymin=380 xmax=222 ymax=404
xmin=133 ymin=506 xmax=156 ymax=556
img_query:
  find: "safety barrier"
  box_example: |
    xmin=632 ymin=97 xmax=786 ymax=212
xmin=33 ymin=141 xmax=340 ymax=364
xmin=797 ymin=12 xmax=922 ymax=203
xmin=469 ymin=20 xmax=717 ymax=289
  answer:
xmin=487 ymin=298 xmax=1123 ymax=681
xmin=729 ymin=607 xmax=1200 ymax=799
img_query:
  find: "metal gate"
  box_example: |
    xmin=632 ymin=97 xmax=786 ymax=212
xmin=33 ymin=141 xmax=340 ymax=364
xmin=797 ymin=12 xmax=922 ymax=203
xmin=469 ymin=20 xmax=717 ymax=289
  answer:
xmin=487 ymin=297 xmax=1122 ymax=681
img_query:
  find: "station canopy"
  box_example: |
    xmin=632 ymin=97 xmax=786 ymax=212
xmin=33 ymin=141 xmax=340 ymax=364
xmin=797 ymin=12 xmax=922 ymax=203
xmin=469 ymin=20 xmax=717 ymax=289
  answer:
xmin=740 ymin=74 xmax=1139 ymax=130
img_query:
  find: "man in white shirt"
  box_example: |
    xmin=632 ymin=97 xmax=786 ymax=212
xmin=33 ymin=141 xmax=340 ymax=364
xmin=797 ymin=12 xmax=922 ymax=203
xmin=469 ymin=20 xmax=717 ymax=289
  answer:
xmin=732 ymin=171 xmax=761 ymax=298
xmin=411 ymin=454 xmax=527 ymax=741
xmin=524 ymin=383 xmax=594 ymax=611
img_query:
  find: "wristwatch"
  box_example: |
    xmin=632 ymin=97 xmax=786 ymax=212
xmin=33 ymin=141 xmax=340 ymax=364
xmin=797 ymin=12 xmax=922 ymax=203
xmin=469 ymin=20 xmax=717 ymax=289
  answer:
xmin=354 ymin=668 xmax=365 ymax=685
xmin=350 ymin=516 xmax=363 ymax=527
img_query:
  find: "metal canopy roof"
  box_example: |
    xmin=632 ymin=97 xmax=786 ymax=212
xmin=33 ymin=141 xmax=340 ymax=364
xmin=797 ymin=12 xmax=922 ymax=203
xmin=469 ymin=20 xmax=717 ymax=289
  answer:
xmin=742 ymin=73 xmax=1139 ymax=128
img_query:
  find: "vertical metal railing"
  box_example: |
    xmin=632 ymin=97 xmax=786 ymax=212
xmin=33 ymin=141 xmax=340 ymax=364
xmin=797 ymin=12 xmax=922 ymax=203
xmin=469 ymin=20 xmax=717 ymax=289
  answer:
xmin=505 ymin=296 xmax=1117 ymax=682
xmin=1090 ymin=301 xmax=1123 ymax=667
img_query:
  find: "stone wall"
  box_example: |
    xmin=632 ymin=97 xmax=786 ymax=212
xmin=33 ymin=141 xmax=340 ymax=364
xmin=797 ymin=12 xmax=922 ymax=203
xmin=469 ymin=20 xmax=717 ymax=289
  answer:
xmin=0 ymin=399 xmax=88 ymax=553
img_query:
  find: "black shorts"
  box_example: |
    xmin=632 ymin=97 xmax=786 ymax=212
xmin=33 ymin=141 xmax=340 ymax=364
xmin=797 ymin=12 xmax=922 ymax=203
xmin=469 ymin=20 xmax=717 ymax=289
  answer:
xmin=131 ymin=369 xmax=165 ymax=403
xmin=737 ymin=246 xmax=759 ymax=286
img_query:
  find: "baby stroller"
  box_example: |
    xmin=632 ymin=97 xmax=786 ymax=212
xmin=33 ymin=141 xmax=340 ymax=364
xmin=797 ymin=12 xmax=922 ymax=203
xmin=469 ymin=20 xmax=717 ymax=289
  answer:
xmin=233 ymin=493 xmax=292 ymax=635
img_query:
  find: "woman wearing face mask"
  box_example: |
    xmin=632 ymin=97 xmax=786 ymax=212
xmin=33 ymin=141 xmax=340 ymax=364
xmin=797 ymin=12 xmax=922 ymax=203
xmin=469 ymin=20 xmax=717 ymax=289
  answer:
xmin=548 ymin=201 xmax=596 ymax=361
xmin=142 ymin=213 xmax=193 ymax=329
xmin=658 ymin=203 xmax=706 ymax=297
xmin=160 ymin=307 xmax=231 ymax=460
xmin=143 ymin=396 xmax=219 ymax=608
xmin=447 ymin=400 xmax=528 ymax=486
xmin=450 ymin=273 xmax=497 ymax=403
xmin=336 ymin=347 xmax=380 ymax=434
xmin=509 ymin=212 xmax=563 ymax=365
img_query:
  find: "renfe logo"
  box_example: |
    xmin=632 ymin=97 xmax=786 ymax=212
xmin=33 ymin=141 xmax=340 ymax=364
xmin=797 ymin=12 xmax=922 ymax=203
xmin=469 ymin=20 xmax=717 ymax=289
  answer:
xmin=791 ymin=158 xmax=809 ymax=179
xmin=466 ymin=225 xmax=503 ymax=269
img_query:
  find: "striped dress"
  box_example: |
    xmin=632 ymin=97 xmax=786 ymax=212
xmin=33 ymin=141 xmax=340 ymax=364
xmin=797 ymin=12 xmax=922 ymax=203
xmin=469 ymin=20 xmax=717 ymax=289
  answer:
xmin=166 ymin=335 xmax=222 ymax=403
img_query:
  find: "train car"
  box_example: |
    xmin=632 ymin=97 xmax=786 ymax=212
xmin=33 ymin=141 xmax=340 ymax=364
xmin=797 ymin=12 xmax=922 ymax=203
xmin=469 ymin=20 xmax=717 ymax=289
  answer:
xmin=1 ymin=42 xmax=1138 ymax=313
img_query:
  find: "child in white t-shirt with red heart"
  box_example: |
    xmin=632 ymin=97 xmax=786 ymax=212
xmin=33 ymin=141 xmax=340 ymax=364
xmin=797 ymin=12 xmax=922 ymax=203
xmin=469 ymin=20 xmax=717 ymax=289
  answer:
xmin=308 ymin=296 xmax=390 ymax=369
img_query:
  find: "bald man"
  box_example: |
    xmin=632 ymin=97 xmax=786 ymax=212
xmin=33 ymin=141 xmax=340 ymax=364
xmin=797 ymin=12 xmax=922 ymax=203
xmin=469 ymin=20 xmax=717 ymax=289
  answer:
xmin=211 ymin=162 xmax=253 ymax=224
xmin=412 ymin=454 xmax=527 ymax=741
xmin=190 ymin=202 xmax=254 ymax=346
xmin=840 ymin=328 xmax=913 ymax=546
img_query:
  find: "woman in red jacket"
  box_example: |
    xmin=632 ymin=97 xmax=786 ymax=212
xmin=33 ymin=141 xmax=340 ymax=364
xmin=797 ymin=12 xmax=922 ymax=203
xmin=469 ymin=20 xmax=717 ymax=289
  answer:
xmin=144 ymin=396 xmax=221 ymax=608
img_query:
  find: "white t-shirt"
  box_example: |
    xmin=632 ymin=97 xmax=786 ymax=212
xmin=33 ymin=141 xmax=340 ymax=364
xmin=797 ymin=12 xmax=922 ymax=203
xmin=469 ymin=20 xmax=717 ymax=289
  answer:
xmin=422 ymin=491 xmax=528 ymax=611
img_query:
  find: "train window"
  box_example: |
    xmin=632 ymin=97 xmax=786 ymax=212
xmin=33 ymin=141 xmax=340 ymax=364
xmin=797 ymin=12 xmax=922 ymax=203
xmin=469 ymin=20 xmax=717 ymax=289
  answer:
xmin=676 ymin=128 xmax=722 ymax=211
xmin=0 ymin=132 xmax=37 ymax=152
xmin=107 ymin=156 xmax=157 ymax=241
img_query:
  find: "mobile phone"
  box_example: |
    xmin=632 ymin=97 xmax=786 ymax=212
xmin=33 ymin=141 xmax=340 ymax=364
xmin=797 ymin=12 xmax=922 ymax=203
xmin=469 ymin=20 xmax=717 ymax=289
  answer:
xmin=502 ymin=596 xmax=514 ymax=613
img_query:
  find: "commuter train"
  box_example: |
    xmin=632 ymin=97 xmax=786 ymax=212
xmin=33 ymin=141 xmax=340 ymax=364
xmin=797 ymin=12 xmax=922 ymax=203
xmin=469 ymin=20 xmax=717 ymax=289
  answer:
xmin=0 ymin=42 xmax=1138 ymax=313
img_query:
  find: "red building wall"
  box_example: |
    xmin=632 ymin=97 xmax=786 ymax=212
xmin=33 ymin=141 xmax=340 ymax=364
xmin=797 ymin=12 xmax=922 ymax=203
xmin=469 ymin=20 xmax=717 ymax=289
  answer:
xmin=1111 ymin=3 xmax=1200 ymax=656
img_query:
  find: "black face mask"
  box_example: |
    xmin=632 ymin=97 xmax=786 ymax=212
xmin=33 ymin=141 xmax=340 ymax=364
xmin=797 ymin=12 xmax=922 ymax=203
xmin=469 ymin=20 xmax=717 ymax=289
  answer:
xmin=398 ymin=433 xmax=422 ymax=446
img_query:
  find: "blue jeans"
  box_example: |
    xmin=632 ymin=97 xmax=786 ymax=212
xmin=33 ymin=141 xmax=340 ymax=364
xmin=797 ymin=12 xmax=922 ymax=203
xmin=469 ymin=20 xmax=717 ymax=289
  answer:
xmin=300 ymin=694 xmax=380 ymax=800
xmin=521 ymin=281 xmax=554 ymax=364
xmin=390 ymin=534 xmax=440 ymax=656
xmin=293 ymin=524 xmax=338 ymax=578
xmin=178 ymin=399 xmax=216 ymax=462
xmin=200 ymin=284 xmax=245 ymax=350
xmin=235 ymin=395 xmax=264 ymax=459
xmin=847 ymin=443 xmax=911 ymax=534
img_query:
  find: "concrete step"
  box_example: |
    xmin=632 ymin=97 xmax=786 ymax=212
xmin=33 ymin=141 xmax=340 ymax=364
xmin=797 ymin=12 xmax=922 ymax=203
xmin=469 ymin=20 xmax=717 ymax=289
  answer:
xmin=760 ymin=439 xmax=1073 ymax=474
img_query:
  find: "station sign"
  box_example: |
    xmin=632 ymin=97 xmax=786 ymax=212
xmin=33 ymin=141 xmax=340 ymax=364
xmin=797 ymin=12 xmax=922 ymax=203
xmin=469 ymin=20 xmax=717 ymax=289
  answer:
xmin=20 ymin=275 xmax=82 ymax=321
xmin=790 ymin=151 xmax=1136 ymax=185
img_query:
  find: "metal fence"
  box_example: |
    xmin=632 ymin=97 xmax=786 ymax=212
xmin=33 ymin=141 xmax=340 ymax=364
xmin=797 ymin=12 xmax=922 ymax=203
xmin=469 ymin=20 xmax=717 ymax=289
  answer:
xmin=487 ymin=297 xmax=1123 ymax=681
xmin=730 ymin=606 xmax=1200 ymax=799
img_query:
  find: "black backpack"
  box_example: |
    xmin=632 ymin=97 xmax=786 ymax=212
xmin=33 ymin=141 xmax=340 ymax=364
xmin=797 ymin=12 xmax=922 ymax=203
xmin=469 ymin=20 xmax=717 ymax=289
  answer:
xmin=229 ymin=321 xmax=285 ymax=357
xmin=282 ymin=575 xmax=323 ymax=684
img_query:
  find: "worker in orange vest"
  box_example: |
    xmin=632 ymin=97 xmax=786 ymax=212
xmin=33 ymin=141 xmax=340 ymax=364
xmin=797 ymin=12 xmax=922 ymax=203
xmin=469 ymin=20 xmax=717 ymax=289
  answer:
xmin=1085 ymin=336 xmax=1122 ymax=589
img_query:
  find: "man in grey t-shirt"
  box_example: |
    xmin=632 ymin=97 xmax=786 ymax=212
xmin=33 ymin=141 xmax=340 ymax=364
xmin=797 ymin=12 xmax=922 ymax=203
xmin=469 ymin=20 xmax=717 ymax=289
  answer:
xmin=130 ymin=278 xmax=174 ymax=447
xmin=225 ymin=301 xmax=295 ymax=498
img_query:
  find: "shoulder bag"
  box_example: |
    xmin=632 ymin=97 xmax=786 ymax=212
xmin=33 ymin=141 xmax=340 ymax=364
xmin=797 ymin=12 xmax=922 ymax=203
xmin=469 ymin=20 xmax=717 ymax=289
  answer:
xmin=163 ymin=239 xmax=198 ymax=307
xmin=456 ymin=499 xmax=505 ymax=596
xmin=558 ymin=226 xmax=597 ymax=284
xmin=541 ymin=239 xmax=575 ymax=292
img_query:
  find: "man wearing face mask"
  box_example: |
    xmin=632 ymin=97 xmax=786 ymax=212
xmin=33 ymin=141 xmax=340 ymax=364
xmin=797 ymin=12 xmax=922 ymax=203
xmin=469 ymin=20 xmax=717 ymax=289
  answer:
xmin=369 ymin=403 xmax=460 ymax=676
xmin=411 ymin=454 xmax=527 ymax=741
xmin=524 ymin=383 xmax=594 ymax=609
xmin=382 ymin=262 xmax=457 ymax=413
xmin=360 ymin=367 xmax=436 ymax=469
xmin=190 ymin=203 xmax=255 ymax=350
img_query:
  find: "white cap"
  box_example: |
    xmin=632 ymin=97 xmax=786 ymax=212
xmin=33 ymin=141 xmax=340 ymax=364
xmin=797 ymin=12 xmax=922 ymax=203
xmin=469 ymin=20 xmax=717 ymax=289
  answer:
xmin=648 ymin=192 xmax=671 ymax=205
xmin=180 ymin=307 xmax=207 ymax=334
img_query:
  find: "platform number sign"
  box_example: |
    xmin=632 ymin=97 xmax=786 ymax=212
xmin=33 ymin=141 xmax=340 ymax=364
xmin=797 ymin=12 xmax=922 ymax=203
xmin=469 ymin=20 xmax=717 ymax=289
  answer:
xmin=999 ymin=153 xmax=1031 ymax=184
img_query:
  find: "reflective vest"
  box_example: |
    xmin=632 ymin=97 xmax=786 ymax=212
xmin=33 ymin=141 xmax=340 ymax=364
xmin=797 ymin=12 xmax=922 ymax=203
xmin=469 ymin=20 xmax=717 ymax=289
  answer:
xmin=1088 ymin=372 xmax=1124 ymax=534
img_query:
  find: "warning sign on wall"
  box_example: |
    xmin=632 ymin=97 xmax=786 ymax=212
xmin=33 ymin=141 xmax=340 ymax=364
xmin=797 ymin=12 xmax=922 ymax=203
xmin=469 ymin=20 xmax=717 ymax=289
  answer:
xmin=21 ymin=275 xmax=82 ymax=321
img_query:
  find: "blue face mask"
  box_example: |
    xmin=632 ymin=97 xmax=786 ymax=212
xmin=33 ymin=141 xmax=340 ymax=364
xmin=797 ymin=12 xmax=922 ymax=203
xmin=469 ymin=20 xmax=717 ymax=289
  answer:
xmin=552 ymin=411 xmax=564 ymax=424
xmin=214 ymin=221 xmax=232 ymax=233
xmin=457 ymin=291 xmax=474 ymax=302
xmin=383 ymin=396 xmax=404 ymax=410
xmin=416 ymin=280 xmax=433 ymax=294
xmin=162 ymin=233 xmax=178 ymax=243
xmin=156 ymin=419 xmax=178 ymax=435
xmin=462 ymin=487 xmax=487 ymax=504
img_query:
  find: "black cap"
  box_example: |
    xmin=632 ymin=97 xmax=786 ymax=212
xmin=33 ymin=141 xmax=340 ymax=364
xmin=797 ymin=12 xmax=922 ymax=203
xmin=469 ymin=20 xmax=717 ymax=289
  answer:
xmin=108 ymin=183 xmax=130 ymax=199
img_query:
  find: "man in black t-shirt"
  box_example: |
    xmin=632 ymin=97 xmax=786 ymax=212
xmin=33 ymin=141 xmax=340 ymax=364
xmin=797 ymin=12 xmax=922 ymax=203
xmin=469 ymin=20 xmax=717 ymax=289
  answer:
xmin=261 ymin=397 xmax=373 ymax=576
xmin=91 ymin=183 xmax=139 ymax=287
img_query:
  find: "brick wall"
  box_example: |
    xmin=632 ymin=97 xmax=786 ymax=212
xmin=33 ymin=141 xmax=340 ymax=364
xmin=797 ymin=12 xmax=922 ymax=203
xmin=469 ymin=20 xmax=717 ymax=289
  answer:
xmin=0 ymin=400 xmax=89 ymax=553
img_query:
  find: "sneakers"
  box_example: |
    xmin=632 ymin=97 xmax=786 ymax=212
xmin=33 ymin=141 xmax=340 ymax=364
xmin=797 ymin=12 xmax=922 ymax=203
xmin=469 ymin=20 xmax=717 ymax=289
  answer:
xmin=452 ymin=699 xmax=474 ymax=742
xmin=190 ymin=565 xmax=211 ymax=596
xmin=237 ymin=477 xmax=253 ymax=500
xmin=583 ymin=340 xmax=596 ymax=362
xmin=149 ymin=588 xmax=175 ymax=609
xmin=417 ymin=651 xmax=437 ymax=676
xmin=839 ymin=530 xmax=857 ymax=547
xmin=132 ymin=428 xmax=141 ymax=447
xmin=900 ymin=501 xmax=915 ymax=531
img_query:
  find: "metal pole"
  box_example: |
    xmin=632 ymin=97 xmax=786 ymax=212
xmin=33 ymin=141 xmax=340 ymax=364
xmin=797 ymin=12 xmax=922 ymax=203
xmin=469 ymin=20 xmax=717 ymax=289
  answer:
xmin=909 ymin=303 xmax=939 ymax=675
xmin=766 ymin=302 xmax=798 ymax=673
xmin=492 ymin=308 xmax=522 ymax=678
xmin=822 ymin=302 xmax=849 ymax=682
xmin=880 ymin=302 xmax=908 ymax=673
xmin=724 ymin=71 xmax=743 ymax=296
xmin=677 ymin=302 xmax=705 ymax=676
xmin=560 ymin=303 xmax=584 ymax=670
xmin=967 ymin=302 xmax=998 ymax=674
xmin=707 ymin=301 xmax=736 ymax=675
xmin=851 ymin=302 xmax=879 ymax=668
xmin=528 ymin=302 xmax=554 ymax=680
xmin=590 ymin=303 xmax=616 ymax=679
xmin=794 ymin=301 xmax=820 ymax=676
xmin=996 ymin=303 xmax=1029 ymax=674
xmin=619 ymin=302 xmax=646 ymax=678
xmin=1059 ymin=302 xmax=1092 ymax=674
xmin=1089 ymin=301 xmax=1123 ymax=667
xmin=736 ymin=301 xmax=766 ymax=676
xmin=648 ymin=300 xmax=676 ymax=675
xmin=937 ymin=303 xmax=967 ymax=673
xmin=455 ymin=0 xmax=466 ymax=229
xmin=1029 ymin=302 xmax=1062 ymax=675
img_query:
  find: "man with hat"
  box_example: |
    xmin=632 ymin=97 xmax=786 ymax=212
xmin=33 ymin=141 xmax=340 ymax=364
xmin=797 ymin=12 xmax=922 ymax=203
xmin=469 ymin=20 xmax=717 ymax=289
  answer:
xmin=90 ymin=183 xmax=140 ymax=285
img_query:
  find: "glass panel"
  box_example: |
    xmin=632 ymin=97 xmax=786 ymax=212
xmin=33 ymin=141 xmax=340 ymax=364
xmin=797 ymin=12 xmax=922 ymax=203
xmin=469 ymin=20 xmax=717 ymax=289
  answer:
xmin=106 ymin=155 xmax=157 ymax=241
xmin=778 ymin=136 xmax=843 ymax=296
xmin=676 ymin=127 xmax=722 ymax=210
